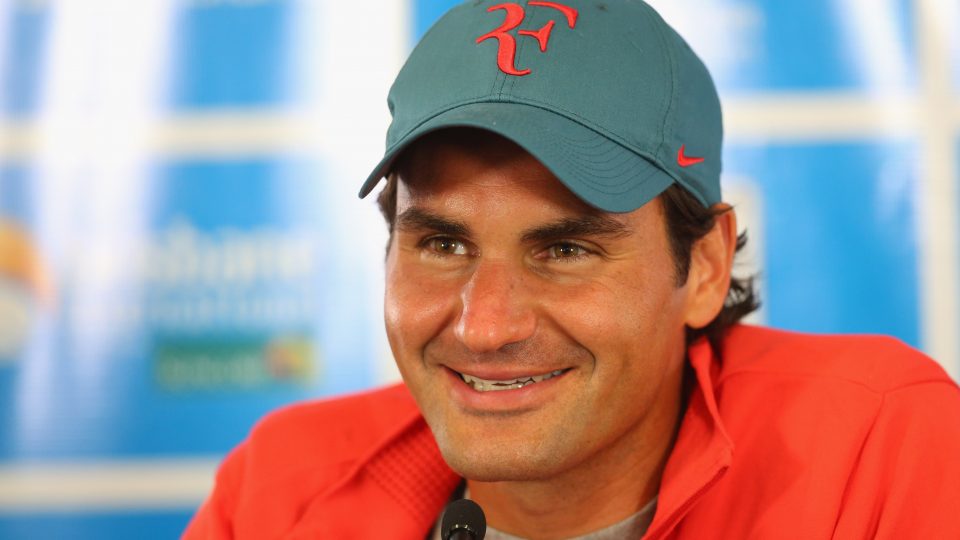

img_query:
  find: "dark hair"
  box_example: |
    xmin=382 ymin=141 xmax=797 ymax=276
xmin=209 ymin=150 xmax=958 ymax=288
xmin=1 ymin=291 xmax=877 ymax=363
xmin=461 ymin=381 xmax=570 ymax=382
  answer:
xmin=659 ymin=184 xmax=760 ymax=353
xmin=376 ymin=159 xmax=759 ymax=356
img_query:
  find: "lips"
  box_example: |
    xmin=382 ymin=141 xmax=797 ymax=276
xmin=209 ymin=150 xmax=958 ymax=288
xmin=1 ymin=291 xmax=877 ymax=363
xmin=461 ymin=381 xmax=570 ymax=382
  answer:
xmin=455 ymin=369 xmax=570 ymax=392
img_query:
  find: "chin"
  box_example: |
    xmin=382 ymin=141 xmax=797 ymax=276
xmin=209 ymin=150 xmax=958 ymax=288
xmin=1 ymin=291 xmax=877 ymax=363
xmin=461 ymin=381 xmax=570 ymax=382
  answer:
xmin=436 ymin=435 xmax=570 ymax=482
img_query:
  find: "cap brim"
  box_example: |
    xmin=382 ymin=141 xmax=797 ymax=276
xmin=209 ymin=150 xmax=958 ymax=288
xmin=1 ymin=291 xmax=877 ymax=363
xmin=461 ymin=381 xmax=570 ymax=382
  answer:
xmin=358 ymin=102 xmax=675 ymax=213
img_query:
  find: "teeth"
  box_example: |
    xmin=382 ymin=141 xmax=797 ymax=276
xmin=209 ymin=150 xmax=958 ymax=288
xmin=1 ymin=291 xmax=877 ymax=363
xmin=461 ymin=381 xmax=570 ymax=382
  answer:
xmin=461 ymin=369 xmax=566 ymax=392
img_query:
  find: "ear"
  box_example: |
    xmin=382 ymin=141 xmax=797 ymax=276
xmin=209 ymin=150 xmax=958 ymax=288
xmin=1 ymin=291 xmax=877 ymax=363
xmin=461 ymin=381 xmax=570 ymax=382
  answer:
xmin=684 ymin=205 xmax=738 ymax=329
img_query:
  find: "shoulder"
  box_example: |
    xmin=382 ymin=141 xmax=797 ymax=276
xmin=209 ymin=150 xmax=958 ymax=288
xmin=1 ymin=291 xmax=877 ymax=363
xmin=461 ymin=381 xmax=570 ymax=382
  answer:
xmin=218 ymin=383 xmax=422 ymax=499
xmin=710 ymin=325 xmax=960 ymax=465
xmin=682 ymin=331 xmax=960 ymax=536
xmin=184 ymin=384 xmax=425 ymax=538
xmin=242 ymin=383 xmax=421 ymax=471
xmin=718 ymin=325 xmax=954 ymax=393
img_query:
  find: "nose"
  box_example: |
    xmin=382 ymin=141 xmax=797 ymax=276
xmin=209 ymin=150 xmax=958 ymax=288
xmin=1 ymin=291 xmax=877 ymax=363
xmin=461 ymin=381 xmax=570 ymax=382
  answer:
xmin=454 ymin=260 xmax=537 ymax=353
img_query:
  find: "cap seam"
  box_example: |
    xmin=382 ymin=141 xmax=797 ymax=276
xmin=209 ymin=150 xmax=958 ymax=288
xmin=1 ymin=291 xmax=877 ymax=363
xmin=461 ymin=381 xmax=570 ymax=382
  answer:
xmin=477 ymin=36 xmax=503 ymax=97
xmin=478 ymin=0 xmax=506 ymax=96
xmin=494 ymin=5 xmax=526 ymax=99
xmin=494 ymin=64 xmax=508 ymax=97
xmin=645 ymin=4 xmax=676 ymax=163
xmin=503 ymin=4 xmax=541 ymax=99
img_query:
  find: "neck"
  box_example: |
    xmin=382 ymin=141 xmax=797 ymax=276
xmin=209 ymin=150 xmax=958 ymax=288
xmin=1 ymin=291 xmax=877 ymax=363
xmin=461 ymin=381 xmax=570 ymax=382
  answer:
xmin=466 ymin=371 xmax=685 ymax=540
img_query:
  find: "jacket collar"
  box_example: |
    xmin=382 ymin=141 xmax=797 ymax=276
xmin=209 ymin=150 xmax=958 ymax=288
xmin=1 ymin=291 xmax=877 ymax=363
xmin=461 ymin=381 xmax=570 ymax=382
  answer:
xmin=645 ymin=338 xmax=735 ymax=538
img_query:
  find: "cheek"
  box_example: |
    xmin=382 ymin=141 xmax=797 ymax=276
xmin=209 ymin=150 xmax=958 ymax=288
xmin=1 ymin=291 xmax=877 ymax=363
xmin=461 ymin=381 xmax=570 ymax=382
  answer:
xmin=549 ymin=267 xmax=684 ymax=366
xmin=384 ymin=255 xmax=460 ymax=357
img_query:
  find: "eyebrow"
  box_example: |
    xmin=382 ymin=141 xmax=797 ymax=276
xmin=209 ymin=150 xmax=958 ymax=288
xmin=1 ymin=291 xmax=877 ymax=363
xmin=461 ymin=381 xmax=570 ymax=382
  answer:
xmin=521 ymin=215 xmax=632 ymax=244
xmin=395 ymin=208 xmax=470 ymax=237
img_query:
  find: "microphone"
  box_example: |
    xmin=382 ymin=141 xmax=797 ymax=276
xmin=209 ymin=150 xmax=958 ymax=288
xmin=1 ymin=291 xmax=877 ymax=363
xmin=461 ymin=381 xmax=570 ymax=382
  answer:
xmin=440 ymin=498 xmax=486 ymax=540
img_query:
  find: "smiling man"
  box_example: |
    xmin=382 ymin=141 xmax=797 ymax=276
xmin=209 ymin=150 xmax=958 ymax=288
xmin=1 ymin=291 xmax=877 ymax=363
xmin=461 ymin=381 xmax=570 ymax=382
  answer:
xmin=185 ymin=1 xmax=960 ymax=539
xmin=378 ymin=128 xmax=730 ymax=538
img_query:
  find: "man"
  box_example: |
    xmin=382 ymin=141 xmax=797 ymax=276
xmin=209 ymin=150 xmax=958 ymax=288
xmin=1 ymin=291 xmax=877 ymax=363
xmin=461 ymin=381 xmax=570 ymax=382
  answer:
xmin=185 ymin=1 xmax=960 ymax=538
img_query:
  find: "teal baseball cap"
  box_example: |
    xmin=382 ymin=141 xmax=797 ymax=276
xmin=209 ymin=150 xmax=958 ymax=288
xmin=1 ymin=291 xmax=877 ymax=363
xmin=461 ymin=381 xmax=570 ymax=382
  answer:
xmin=359 ymin=0 xmax=723 ymax=212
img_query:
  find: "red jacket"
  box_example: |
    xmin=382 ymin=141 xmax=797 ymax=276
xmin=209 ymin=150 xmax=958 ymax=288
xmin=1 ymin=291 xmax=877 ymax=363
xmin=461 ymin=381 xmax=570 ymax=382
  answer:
xmin=184 ymin=326 xmax=960 ymax=539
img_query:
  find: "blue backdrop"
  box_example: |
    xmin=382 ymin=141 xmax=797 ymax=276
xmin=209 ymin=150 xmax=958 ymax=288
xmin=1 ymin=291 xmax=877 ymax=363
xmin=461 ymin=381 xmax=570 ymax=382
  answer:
xmin=0 ymin=0 xmax=956 ymax=537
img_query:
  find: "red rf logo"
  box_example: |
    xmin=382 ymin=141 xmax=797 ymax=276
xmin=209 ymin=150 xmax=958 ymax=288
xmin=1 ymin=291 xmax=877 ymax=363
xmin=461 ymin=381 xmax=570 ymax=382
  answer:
xmin=476 ymin=1 xmax=579 ymax=76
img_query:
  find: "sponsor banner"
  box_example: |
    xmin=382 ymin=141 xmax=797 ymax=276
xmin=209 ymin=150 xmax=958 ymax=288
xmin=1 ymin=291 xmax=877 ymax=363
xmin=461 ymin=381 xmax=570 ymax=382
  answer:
xmin=167 ymin=0 xmax=307 ymax=109
xmin=953 ymin=3 xmax=960 ymax=93
xmin=720 ymin=174 xmax=767 ymax=325
xmin=415 ymin=0 xmax=459 ymax=39
xmin=0 ymin=164 xmax=41 ymax=459
xmin=0 ymin=158 xmax=384 ymax=460
xmin=724 ymin=141 xmax=921 ymax=346
xmin=0 ymin=0 xmax=51 ymax=118
xmin=649 ymin=0 xmax=916 ymax=93
xmin=0 ymin=511 xmax=191 ymax=540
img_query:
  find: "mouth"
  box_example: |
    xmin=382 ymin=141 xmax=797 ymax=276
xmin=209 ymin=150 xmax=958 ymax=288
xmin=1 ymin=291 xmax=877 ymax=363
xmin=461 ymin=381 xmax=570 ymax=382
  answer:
xmin=455 ymin=369 xmax=570 ymax=392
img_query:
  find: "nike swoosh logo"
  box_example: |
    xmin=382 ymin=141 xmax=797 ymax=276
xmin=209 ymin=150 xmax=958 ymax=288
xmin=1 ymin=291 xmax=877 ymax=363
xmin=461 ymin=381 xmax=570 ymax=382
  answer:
xmin=677 ymin=145 xmax=705 ymax=168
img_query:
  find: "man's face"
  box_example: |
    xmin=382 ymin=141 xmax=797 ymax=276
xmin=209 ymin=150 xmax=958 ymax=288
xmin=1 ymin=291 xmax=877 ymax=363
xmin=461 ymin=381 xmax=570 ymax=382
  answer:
xmin=384 ymin=133 xmax=696 ymax=482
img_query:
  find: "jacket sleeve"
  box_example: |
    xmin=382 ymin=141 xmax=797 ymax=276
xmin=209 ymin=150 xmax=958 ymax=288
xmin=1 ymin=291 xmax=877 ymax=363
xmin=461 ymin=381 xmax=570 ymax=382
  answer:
xmin=181 ymin=443 xmax=248 ymax=540
xmin=833 ymin=380 xmax=960 ymax=539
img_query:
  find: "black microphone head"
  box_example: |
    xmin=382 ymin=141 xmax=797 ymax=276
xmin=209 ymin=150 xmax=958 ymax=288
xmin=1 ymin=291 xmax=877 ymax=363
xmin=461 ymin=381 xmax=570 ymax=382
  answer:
xmin=441 ymin=498 xmax=486 ymax=540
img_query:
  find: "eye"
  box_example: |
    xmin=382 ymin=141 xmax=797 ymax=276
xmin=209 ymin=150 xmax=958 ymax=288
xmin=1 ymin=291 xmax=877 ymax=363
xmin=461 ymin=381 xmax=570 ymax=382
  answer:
xmin=544 ymin=242 xmax=590 ymax=261
xmin=425 ymin=237 xmax=468 ymax=256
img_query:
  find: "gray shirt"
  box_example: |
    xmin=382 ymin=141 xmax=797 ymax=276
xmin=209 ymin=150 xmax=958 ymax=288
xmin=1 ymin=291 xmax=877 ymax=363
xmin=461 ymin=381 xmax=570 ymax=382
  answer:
xmin=432 ymin=492 xmax=657 ymax=540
